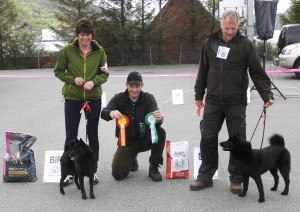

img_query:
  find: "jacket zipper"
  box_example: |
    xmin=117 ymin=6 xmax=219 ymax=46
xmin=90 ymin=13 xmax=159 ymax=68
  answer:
xmin=83 ymin=57 xmax=86 ymax=100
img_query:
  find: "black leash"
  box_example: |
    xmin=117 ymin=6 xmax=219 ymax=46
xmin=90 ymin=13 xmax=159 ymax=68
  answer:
xmin=249 ymin=107 xmax=267 ymax=149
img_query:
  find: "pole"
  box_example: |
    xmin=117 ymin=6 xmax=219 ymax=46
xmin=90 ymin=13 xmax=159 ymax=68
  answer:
xmin=247 ymin=0 xmax=254 ymax=42
xmin=179 ymin=43 xmax=182 ymax=64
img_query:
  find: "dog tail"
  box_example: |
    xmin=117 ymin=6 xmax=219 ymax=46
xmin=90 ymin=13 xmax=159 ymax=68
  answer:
xmin=269 ymin=134 xmax=285 ymax=147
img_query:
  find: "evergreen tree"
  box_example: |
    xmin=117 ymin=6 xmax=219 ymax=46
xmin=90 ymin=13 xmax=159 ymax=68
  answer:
xmin=97 ymin=0 xmax=137 ymax=65
xmin=150 ymin=0 xmax=167 ymax=64
xmin=49 ymin=0 xmax=101 ymax=42
xmin=279 ymin=0 xmax=300 ymax=25
xmin=0 ymin=0 xmax=18 ymax=69
xmin=134 ymin=0 xmax=155 ymax=64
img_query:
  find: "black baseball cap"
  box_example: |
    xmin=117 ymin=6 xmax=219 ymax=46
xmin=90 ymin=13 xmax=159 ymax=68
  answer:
xmin=127 ymin=71 xmax=143 ymax=85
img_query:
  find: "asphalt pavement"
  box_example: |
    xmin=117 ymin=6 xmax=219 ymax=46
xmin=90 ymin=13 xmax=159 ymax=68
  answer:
xmin=0 ymin=64 xmax=299 ymax=212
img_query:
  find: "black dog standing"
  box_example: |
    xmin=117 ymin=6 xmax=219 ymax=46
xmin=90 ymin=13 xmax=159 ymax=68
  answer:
xmin=220 ymin=134 xmax=291 ymax=203
xmin=60 ymin=140 xmax=80 ymax=195
xmin=70 ymin=139 xmax=97 ymax=199
xmin=60 ymin=139 xmax=97 ymax=200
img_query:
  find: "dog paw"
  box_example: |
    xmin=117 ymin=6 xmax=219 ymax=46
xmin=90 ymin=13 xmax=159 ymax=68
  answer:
xmin=270 ymin=187 xmax=277 ymax=191
xmin=238 ymin=193 xmax=246 ymax=197
xmin=258 ymin=198 xmax=265 ymax=203
xmin=82 ymin=196 xmax=87 ymax=200
xmin=281 ymin=191 xmax=288 ymax=195
xmin=90 ymin=195 xmax=95 ymax=199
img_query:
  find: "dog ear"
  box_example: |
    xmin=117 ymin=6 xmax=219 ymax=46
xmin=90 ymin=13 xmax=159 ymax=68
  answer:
xmin=220 ymin=139 xmax=230 ymax=151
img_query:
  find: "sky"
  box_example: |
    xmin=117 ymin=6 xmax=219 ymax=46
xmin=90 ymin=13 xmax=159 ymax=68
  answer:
xmin=276 ymin=0 xmax=291 ymax=14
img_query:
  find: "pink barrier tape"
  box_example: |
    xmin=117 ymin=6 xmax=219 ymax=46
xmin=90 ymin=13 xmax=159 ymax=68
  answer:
xmin=0 ymin=69 xmax=299 ymax=79
xmin=266 ymin=68 xmax=300 ymax=73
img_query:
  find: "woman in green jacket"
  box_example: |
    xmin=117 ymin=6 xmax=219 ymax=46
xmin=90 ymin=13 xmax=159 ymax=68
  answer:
xmin=54 ymin=18 xmax=108 ymax=186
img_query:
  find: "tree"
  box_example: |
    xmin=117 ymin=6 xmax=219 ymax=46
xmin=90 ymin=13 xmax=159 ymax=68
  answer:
xmin=3 ymin=31 xmax=37 ymax=69
xmin=279 ymin=0 xmax=300 ymax=25
xmin=151 ymin=0 xmax=167 ymax=64
xmin=134 ymin=0 xmax=155 ymax=64
xmin=0 ymin=0 xmax=19 ymax=69
xmin=49 ymin=0 xmax=101 ymax=42
xmin=97 ymin=0 xmax=137 ymax=65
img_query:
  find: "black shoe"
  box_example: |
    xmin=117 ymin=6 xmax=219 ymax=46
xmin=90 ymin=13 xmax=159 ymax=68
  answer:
xmin=93 ymin=173 xmax=99 ymax=185
xmin=131 ymin=157 xmax=139 ymax=172
xmin=63 ymin=175 xmax=75 ymax=187
xmin=149 ymin=163 xmax=162 ymax=182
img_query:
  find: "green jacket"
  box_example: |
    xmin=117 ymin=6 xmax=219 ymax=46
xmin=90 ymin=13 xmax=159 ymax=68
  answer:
xmin=54 ymin=39 xmax=108 ymax=101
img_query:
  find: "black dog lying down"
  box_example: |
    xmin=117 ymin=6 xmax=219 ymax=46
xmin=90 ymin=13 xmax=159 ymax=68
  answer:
xmin=60 ymin=138 xmax=97 ymax=199
xmin=220 ymin=134 xmax=291 ymax=203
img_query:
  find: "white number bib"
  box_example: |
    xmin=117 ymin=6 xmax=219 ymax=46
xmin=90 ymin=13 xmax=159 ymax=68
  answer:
xmin=217 ymin=46 xmax=230 ymax=59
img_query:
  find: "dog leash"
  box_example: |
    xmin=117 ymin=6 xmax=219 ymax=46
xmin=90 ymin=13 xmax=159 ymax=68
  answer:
xmin=80 ymin=101 xmax=91 ymax=143
xmin=249 ymin=107 xmax=267 ymax=149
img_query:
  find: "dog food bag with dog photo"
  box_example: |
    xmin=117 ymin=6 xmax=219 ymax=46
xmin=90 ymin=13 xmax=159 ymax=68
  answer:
xmin=3 ymin=132 xmax=37 ymax=182
xmin=166 ymin=140 xmax=189 ymax=179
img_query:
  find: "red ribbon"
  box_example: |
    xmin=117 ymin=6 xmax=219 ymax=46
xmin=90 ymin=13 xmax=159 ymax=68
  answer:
xmin=262 ymin=114 xmax=266 ymax=125
xmin=80 ymin=101 xmax=91 ymax=114
xmin=196 ymin=103 xmax=205 ymax=116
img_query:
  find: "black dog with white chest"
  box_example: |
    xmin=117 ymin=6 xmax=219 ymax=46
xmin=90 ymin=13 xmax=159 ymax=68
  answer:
xmin=69 ymin=138 xmax=97 ymax=200
xmin=220 ymin=134 xmax=291 ymax=203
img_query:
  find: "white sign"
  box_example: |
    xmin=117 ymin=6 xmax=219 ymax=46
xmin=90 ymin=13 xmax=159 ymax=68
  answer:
xmin=247 ymin=87 xmax=251 ymax=103
xmin=223 ymin=0 xmax=246 ymax=8
xmin=193 ymin=147 xmax=218 ymax=179
xmin=43 ymin=150 xmax=63 ymax=183
xmin=172 ymin=89 xmax=184 ymax=105
xmin=102 ymin=92 xmax=107 ymax=107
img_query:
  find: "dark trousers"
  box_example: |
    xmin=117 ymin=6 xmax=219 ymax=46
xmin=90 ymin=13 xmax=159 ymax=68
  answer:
xmin=197 ymin=103 xmax=246 ymax=183
xmin=64 ymin=99 xmax=101 ymax=162
xmin=112 ymin=127 xmax=166 ymax=180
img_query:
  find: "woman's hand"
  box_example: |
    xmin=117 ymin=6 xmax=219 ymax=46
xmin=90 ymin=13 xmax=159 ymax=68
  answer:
xmin=75 ymin=77 xmax=84 ymax=87
xmin=83 ymin=81 xmax=94 ymax=91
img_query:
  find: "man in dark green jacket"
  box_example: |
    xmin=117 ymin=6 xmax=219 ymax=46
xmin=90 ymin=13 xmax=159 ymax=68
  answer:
xmin=54 ymin=18 xmax=108 ymax=186
xmin=190 ymin=10 xmax=274 ymax=193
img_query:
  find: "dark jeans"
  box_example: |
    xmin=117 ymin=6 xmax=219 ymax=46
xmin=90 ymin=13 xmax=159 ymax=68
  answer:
xmin=64 ymin=99 xmax=101 ymax=162
xmin=111 ymin=127 xmax=166 ymax=180
xmin=197 ymin=103 xmax=246 ymax=183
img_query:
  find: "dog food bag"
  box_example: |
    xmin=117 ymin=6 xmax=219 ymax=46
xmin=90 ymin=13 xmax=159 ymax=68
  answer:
xmin=166 ymin=140 xmax=189 ymax=179
xmin=3 ymin=132 xmax=37 ymax=182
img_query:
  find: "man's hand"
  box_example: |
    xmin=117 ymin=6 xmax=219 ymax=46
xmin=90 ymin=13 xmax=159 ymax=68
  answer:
xmin=110 ymin=110 xmax=123 ymax=119
xmin=264 ymin=98 xmax=275 ymax=108
xmin=195 ymin=100 xmax=204 ymax=108
xmin=152 ymin=110 xmax=164 ymax=121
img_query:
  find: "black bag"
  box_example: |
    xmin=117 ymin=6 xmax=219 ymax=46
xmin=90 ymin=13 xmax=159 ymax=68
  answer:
xmin=3 ymin=132 xmax=37 ymax=182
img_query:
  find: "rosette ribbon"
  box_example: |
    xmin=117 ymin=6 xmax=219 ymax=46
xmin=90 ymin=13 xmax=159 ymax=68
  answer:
xmin=116 ymin=115 xmax=129 ymax=147
xmin=145 ymin=112 xmax=158 ymax=144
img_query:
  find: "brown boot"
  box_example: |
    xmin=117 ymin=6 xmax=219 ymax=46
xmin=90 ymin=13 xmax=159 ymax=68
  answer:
xmin=230 ymin=182 xmax=243 ymax=194
xmin=190 ymin=180 xmax=213 ymax=191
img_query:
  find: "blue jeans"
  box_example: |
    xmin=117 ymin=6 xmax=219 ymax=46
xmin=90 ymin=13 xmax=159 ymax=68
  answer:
xmin=197 ymin=103 xmax=246 ymax=183
xmin=64 ymin=99 xmax=101 ymax=161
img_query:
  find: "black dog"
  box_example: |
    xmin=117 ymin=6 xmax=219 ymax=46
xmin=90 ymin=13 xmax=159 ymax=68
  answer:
xmin=60 ymin=140 xmax=80 ymax=195
xmin=69 ymin=138 xmax=97 ymax=200
xmin=220 ymin=134 xmax=291 ymax=203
